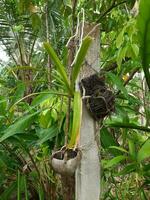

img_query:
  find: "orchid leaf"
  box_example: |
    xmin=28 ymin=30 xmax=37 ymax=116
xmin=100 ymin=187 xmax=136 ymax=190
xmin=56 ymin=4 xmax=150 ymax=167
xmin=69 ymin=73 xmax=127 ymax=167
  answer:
xmin=68 ymin=91 xmax=82 ymax=147
xmin=71 ymin=36 xmax=93 ymax=86
xmin=43 ymin=42 xmax=73 ymax=95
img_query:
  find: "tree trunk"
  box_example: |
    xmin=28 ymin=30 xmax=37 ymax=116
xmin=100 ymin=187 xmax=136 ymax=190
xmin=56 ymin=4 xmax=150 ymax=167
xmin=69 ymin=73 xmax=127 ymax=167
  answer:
xmin=76 ymin=23 xmax=100 ymax=200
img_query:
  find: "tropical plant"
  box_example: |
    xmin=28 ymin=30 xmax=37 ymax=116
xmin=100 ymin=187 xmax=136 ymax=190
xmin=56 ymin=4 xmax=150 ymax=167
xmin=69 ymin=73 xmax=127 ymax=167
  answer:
xmin=0 ymin=0 xmax=150 ymax=200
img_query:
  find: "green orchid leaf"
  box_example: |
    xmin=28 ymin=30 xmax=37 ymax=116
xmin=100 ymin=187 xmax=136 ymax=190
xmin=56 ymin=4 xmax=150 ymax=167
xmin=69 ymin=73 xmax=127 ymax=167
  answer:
xmin=71 ymin=36 xmax=93 ymax=86
xmin=43 ymin=42 xmax=73 ymax=95
xmin=68 ymin=91 xmax=82 ymax=147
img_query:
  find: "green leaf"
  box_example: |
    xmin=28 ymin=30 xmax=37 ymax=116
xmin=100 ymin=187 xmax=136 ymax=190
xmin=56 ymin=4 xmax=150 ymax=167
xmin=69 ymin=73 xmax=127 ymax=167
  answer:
xmin=31 ymin=92 xmax=53 ymax=106
xmin=17 ymin=170 xmax=21 ymax=200
xmin=116 ymin=29 xmax=124 ymax=48
xmin=0 ymin=181 xmax=17 ymax=200
xmin=116 ymin=46 xmax=127 ymax=69
xmin=43 ymin=42 xmax=73 ymax=95
xmin=23 ymin=176 xmax=28 ymax=200
xmin=31 ymin=13 xmax=41 ymax=31
xmin=109 ymin=146 xmax=128 ymax=154
xmin=137 ymin=139 xmax=150 ymax=162
xmin=71 ymin=36 xmax=93 ymax=86
xmin=68 ymin=91 xmax=82 ymax=147
xmin=10 ymin=91 xmax=68 ymax=111
xmin=131 ymin=44 xmax=139 ymax=57
xmin=37 ymin=126 xmax=58 ymax=145
xmin=128 ymin=139 xmax=136 ymax=160
xmin=63 ymin=0 xmax=72 ymax=9
xmin=0 ymin=111 xmax=40 ymax=142
xmin=100 ymin=128 xmax=120 ymax=155
xmin=107 ymin=72 xmax=128 ymax=98
xmin=137 ymin=0 xmax=150 ymax=90
xmin=117 ymin=163 xmax=137 ymax=176
xmin=0 ymin=97 xmax=7 ymax=115
xmin=11 ymin=82 xmax=26 ymax=105
xmin=106 ymin=121 xmax=150 ymax=132
xmin=39 ymin=110 xmax=52 ymax=128
xmin=104 ymin=155 xmax=126 ymax=168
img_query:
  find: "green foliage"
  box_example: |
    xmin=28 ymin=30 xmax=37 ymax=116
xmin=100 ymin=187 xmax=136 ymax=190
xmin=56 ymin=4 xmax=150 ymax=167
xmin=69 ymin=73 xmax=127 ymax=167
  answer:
xmin=69 ymin=91 xmax=82 ymax=148
xmin=37 ymin=126 xmax=58 ymax=145
xmin=137 ymin=0 xmax=150 ymax=90
xmin=0 ymin=111 xmax=40 ymax=142
xmin=71 ymin=36 xmax=93 ymax=86
xmin=137 ymin=139 xmax=150 ymax=163
xmin=0 ymin=0 xmax=150 ymax=199
xmin=43 ymin=42 xmax=72 ymax=95
xmin=107 ymin=72 xmax=128 ymax=98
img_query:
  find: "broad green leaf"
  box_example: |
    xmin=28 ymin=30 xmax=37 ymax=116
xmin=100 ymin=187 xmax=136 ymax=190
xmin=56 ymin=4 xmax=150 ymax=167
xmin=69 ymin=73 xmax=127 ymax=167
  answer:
xmin=116 ymin=28 xmax=125 ymax=48
xmin=39 ymin=110 xmax=52 ymax=128
xmin=116 ymin=46 xmax=127 ymax=69
xmin=31 ymin=92 xmax=53 ymax=106
xmin=71 ymin=36 xmax=93 ymax=86
xmin=106 ymin=121 xmax=150 ymax=132
xmin=10 ymin=91 xmax=68 ymax=111
xmin=104 ymin=155 xmax=126 ymax=168
xmin=131 ymin=44 xmax=139 ymax=57
xmin=68 ymin=91 xmax=82 ymax=147
xmin=43 ymin=42 xmax=73 ymax=95
xmin=100 ymin=128 xmax=120 ymax=155
xmin=137 ymin=139 xmax=150 ymax=162
xmin=11 ymin=82 xmax=25 ymax=105
xmin=107 ymin=72 xmax=128 ymax=98
xmin=0 ymin=111 xmax=40 ymax=142
xmin=37 ymin=126 xmax=58 ymax=145
xmin=128 ymin=139 xmax=136 ymax=160
xmin=117 ymin=163 xmax=137 ymax=176
xmin=109 ymin=146 xmax=128 ymax=154
xmin=137 ymin=0 xmax=150 ymax=89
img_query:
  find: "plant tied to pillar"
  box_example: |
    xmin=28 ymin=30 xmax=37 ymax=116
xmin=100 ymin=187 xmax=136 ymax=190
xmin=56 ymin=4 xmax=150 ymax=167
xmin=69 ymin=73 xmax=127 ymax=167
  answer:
xmin=44 ymin=36 xmax=93 ymax=174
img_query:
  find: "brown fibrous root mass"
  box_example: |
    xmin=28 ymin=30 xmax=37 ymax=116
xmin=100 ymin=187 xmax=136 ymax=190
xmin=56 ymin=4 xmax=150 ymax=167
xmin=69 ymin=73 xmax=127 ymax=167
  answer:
xmin=80 ymin=73 xmax=115 ymax=120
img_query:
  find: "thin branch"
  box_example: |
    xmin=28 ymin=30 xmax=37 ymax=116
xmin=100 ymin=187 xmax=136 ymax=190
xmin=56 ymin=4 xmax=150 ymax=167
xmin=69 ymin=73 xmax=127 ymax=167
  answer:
xmin=96 ymin=0 xmax=127 ymax=22
xmin=72 ymin=0 xmax=78 ymax=29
